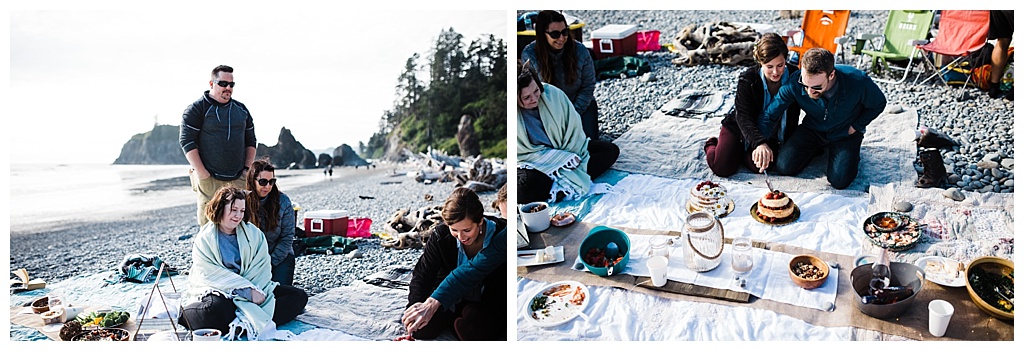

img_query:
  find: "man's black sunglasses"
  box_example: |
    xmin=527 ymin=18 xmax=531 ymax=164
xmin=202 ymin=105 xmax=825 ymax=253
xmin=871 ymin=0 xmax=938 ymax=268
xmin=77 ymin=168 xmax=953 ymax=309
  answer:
xmin=214 ymin=80 xmax=235 ymax=88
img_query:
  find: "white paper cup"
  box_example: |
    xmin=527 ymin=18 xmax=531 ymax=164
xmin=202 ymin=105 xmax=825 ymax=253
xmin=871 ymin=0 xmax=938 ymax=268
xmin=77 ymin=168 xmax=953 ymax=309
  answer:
xmin=647 ymin=256 xmax=669 ymax=287
xmin=928 ymin=299 xmax=954 ymax=337
xmin=520 ymin=202 xmax=551 ymax=232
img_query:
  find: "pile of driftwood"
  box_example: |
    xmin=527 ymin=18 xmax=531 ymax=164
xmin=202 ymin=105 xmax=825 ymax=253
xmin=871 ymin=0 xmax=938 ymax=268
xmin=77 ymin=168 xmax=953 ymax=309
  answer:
xmin=672 ymin=21 xmax=759 ymax=67
xmin=407 ymin=148 xmax=507 ymax=193
xmin=381 ymin=205 xmax=443 ymax=250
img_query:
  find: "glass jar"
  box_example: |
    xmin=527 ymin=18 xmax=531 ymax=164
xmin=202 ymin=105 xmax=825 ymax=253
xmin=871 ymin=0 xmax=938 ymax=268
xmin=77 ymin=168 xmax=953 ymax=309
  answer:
xmin=682 ymin=211 xmax=724 ymax=272
xmin=649 ymin=236 xmax=671 ymax=260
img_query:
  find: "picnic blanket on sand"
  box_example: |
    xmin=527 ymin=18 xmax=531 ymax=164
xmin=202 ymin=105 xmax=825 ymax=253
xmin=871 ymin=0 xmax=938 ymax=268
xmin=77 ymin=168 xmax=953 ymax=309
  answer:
xmin=611 ymin=104 xmax=917 ymax=196
xmin=295 ymin=264 xmax=458 ymax=341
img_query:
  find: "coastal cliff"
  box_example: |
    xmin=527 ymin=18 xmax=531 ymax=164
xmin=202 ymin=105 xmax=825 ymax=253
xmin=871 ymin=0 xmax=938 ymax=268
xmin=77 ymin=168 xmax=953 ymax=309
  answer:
xmin=112 ymin=124 xmax=188 ymax=165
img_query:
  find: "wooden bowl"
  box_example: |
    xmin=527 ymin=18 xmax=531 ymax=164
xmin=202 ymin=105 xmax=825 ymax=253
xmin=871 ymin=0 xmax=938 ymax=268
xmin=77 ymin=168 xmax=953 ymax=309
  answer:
xmin=30 ymin=296 xmax=49 ymax=314
xmin=789 ymin=254 xmax=829 ymax=289
xmin=964 ymin=256 xmax=1014 ymax=320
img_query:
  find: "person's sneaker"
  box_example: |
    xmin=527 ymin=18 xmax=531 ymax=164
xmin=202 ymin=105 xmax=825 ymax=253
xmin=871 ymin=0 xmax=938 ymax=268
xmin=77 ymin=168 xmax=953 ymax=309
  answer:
xmin=988 ymin=84 xmax=1002 ymax=99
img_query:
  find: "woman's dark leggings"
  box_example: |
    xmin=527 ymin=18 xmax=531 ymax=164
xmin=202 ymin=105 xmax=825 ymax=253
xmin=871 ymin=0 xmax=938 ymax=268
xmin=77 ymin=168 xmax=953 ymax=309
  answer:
xmin=518 ymin=139 xmax=620 ymax=204
xmin=178 ymin=284 xmax=308 ymax=334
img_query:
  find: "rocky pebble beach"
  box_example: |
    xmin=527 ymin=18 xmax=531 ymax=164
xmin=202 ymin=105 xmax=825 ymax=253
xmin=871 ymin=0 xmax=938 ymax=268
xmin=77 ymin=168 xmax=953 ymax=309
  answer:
xmin=520 ymin=10 xmax=1014 ymax=195
xmin=9 ymin=164 xmax=499 ymax=297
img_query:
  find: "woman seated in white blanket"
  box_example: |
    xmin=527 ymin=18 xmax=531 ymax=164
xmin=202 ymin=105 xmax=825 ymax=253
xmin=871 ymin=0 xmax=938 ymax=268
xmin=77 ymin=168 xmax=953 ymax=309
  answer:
xmin=179 ymin=186 xmax=307 ymax=339
xmin=517 ymin=59 xmax=619 ymax=204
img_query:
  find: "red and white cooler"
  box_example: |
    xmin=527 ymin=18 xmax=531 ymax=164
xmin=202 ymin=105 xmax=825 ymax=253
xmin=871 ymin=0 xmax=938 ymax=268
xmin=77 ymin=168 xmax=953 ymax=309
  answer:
xmin=304 ymin=210 xmax=349 ymax=237
xmin=591 ymin=24 xmax=638 ymax=60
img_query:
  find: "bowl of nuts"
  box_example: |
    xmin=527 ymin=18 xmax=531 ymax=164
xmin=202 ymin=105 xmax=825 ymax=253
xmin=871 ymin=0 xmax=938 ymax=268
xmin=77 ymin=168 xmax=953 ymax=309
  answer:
xmin=519 ymin=202 xmax=551 ymax=233
xmin=789 ymin=254 xmax=830 ymax=289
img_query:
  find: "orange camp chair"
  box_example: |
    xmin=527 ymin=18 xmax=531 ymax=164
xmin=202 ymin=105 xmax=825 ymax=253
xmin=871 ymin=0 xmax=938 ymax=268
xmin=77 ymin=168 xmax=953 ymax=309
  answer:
xmin=912 ymin=10 xmax=990 ymax=100
xmin=786 ymin=10 xmax=852 ymax=66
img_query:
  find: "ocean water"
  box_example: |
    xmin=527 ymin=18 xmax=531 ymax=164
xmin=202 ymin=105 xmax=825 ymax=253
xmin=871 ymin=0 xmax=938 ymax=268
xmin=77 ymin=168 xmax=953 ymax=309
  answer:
xmin=8 ymin=163 xmax=329 ymax=233
xmin=8 ymin=163 xmax=196 ymax=232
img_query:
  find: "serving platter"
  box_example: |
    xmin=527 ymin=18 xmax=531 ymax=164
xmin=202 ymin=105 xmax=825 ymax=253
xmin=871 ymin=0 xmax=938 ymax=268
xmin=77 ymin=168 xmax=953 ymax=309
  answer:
xmin=517 ymin=246 xmax=565 ymax=267
xmin=914 ymin=256 xmax=966 ymax=288
xmin=862 ymin=212 xmax=922 ymax=251
xmin=749 ymin=203 xmax=800 ymax=226
xmin=523 ymin=280 xmax=590 ymax=328
xmin=71 ymin=327 xmax=131 ymax=341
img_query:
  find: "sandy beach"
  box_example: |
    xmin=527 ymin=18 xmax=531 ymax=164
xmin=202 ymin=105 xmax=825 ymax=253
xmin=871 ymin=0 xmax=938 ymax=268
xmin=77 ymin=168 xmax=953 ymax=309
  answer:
xmin=9 ymin=162 xmax=500 ymax=296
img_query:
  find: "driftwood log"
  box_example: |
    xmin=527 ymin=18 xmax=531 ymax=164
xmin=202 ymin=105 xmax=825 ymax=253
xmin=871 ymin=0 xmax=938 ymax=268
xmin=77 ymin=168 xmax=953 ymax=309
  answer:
xmin=672 ymin=21 xmax=759 ymax=67
xmin=382 ymin=205 xmax=444 ymax=249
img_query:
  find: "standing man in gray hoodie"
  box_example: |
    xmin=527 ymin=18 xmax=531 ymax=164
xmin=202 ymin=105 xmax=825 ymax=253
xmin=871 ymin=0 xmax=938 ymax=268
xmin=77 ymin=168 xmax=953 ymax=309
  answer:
xmin=180 ymin=65 xmax=257 ymax=226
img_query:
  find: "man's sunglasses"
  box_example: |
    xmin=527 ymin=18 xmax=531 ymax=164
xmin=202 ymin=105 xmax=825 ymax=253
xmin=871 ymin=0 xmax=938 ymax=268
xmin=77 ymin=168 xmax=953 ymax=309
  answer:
xmin=257 ymin=178 xmax=277 ymax=186
xmin=545 ymin=28 xmax=571 ymax=39
xmin=214 ymin=80 xmax=236 ymax=88
xmin=797 ymin=73 xmax=831 ymax=91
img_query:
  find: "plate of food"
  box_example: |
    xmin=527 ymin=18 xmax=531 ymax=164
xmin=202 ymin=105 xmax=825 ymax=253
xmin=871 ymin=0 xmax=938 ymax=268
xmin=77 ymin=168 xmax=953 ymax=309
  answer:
xmin=75 ymin=310 xmax=131 ymax=329
xmin=71 ymin=327 xmax=131 ymax=341
xmin=862 ymin=212 xmax=922 ymax=251
xmin=523 ymin=280 xmax=590 ymax=327
xmin=517 ymin=246 xmax=565 ymax=267
xmin=914 ymin=256 xmax=966 ymax=287
xmin=750 ymin=190 xmax=800 ymax=226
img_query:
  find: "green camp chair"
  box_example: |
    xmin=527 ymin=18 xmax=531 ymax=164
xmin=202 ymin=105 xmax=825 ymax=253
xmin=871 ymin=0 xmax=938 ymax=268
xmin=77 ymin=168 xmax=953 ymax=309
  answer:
xmin=848 ymin=10 xmax=935 ymax=84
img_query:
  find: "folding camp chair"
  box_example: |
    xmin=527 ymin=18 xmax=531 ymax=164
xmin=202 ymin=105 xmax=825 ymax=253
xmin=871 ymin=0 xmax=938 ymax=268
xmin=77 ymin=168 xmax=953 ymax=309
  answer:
xmin=847 ymin=10 xmax=936 ymax=84
xmin=786 ymin=10 xmax=851 ymax=66
xmin=912 ymin=10 xmax=990 ymax=100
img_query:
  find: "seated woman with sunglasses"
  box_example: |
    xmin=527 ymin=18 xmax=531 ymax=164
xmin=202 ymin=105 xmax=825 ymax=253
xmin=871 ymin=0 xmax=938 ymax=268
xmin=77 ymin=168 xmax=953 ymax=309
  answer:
xmin=402 ymin=188 xmax=506 ymax=340
xmin=705 ymin=33 xmax=802 ymax=176
xmin=520 ymin=10 xmax=600 ymax=140
xmin=245 ymin=159 xmax=296 ymax=286
xmin=517 ymin=60 xmax=619 ymax=204
xmin=180 ymin=186 xmax=307 ymax=340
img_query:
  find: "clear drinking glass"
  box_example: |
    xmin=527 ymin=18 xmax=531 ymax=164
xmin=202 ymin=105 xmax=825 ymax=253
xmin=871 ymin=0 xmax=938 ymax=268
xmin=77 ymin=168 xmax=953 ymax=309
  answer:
xmin=731 ymin=236 xmax=753 ymax=287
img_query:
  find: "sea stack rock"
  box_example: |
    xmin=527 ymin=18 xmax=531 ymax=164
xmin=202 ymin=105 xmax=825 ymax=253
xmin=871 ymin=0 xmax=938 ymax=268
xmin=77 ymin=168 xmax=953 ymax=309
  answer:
xmin=317 ymin=153 xmax=333 ymax=168
xmin=456 ymin=114 xmax=480 ymax=157
xmin=256 ymin=127 xmax=317 ymax=169
xmin=113 ymin=124 xmax=189 ymax=165
xmin=332 ymin=144 xmax=370 ymax=167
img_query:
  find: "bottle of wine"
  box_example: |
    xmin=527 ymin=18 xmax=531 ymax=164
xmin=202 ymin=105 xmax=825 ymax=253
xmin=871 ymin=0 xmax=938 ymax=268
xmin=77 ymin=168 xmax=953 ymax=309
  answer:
xmin=869 ymin=248 xmax=891 ymax=293
xmin=861 ymin=286 xmax=914 ymax=304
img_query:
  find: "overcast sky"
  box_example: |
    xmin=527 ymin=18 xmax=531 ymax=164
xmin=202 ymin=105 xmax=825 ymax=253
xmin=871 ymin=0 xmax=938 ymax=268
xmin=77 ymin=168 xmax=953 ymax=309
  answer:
xmin=9 ymin=8 xmax=505 ymax=164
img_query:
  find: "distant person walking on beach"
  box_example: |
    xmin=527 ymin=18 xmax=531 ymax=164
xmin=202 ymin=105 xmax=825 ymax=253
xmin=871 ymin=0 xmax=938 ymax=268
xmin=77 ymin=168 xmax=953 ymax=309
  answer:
xmin=762 ymin=48 xmax=887 ymax=189
xmin=180 ymin=187 xmax=307 ymax=339
xmin=517 ymin=60 xmax=619 ymax=203
xmin=246 ymin=159 xmax=296 ymax=286
xmin=404 ymin=188 xmax=506 ymax=340
xmin=180 ymin=65 xmax=257 ymax=226
xmin=521 ymin=10 xmax=600 ymax=139
xmin=705 ymin=33 xmax=802 ymax=176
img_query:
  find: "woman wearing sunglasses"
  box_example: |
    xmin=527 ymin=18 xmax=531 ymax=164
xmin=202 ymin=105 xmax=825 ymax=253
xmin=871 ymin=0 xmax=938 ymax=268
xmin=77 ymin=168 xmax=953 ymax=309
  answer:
xmin=704 ymin=33 xmax=802 ymax=176
xmin=520 ymin=10 xmax=599 ymax=140
xmin=245 ymin=158 xmax=296 ymax=286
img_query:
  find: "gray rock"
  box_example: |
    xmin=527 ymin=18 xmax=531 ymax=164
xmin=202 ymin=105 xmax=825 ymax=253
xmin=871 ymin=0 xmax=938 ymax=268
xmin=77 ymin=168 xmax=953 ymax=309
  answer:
xmin=992 ymin=168 xmax=1004 ymax=179
xmin=956 ymin=181 xmax=966 ymax=187
xmin=944 ymin=164 xmax=954 ymax=174
xmin=983 ymin=153 xmax=1001 ymax=162
xmin=894 ymin=201 xmax=913 ymax=212
xmin=1005 ymin=180 xmax=1014 ymax=187
xmin=981 ymin=185 xmax=993 ymax=193
xmin=1001 ymin=158 xmax=1014 ymax=169
xmin=977 ymin=160 xmax=999 ymax=169
xmin=943 ymin=188 xmax=966 ymax=201
xmin=640 ymin=72 xmax=657 ymax=82
xmin=947 ymin=174 xmax=961 ymax=183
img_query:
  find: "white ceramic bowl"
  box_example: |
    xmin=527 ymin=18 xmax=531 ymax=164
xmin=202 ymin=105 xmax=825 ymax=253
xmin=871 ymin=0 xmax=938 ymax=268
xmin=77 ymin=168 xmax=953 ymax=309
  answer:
xmin=520 ymin=202 xmax=551 ymax=232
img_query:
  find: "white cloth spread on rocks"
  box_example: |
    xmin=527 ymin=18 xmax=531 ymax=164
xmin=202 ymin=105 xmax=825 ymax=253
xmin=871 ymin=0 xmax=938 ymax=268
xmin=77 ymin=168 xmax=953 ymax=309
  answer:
xmin=611 ymin=104 xmax=918 ymax=195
